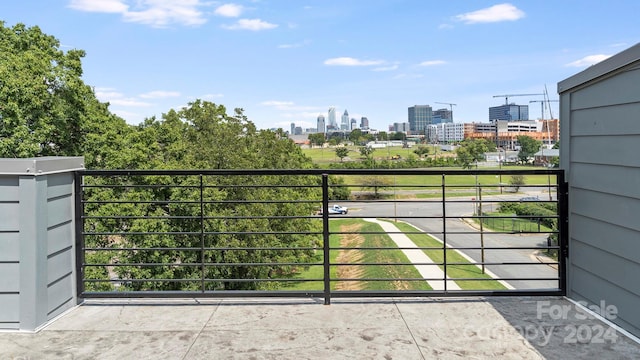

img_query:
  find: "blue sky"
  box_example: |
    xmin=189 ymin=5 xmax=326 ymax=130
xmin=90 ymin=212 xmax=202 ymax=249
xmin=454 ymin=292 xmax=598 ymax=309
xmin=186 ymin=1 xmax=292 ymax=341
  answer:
xmin=3 ymin=1 xmax=639 ymax=130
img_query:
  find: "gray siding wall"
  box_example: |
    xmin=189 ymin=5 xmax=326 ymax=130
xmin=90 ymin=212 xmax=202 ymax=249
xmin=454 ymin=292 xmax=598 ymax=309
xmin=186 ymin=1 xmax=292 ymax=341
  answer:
xmin=0 ymin=176 xmax=20 ymax=329
xmin=0 ymin=168 xmax=78 ymax=331
xmin=561 ymin=62 xmax=640 ymax=338
xmin=46 ymin=173 xmax=76 ymax=320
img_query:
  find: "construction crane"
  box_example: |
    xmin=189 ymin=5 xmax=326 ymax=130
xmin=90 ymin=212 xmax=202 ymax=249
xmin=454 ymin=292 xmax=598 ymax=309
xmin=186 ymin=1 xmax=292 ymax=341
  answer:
xmin=529 ymin=100 xmax=559 ymax=121
xmin=435 ymin=102 xmax=457 ymax=122
xmin=493 ymin=93 xmax=544 ymax=105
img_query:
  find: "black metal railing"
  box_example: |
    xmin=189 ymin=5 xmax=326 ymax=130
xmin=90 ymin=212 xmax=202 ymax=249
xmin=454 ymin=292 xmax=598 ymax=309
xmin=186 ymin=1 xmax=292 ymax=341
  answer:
xmin=75 ymin=169 xmax=568 ymax=304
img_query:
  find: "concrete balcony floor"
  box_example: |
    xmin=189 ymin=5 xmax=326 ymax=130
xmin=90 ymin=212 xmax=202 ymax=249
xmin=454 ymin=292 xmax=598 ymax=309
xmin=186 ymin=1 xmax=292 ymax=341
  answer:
xmin=1 ymin=296 xmax=639 ymax=359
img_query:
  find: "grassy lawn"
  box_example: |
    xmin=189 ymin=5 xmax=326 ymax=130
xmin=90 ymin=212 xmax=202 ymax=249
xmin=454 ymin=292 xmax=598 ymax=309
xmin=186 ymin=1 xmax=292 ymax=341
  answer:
xmin=334 ymin=172 xmax=556 ymax=194
xmin=388 ymin=221 xmax=507 ymax=290
xmin=286 ymin=218 xmax=507 ymax=291
xmin=285 ymin=219 xmax=432 ymax=291
xmin=303 ymin=145 xmax=440 ymax=163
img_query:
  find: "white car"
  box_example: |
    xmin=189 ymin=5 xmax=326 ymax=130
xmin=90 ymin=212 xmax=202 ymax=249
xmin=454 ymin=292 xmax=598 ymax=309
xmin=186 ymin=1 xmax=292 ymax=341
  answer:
xmin=318 ymin=205 xmax=349 ymax=215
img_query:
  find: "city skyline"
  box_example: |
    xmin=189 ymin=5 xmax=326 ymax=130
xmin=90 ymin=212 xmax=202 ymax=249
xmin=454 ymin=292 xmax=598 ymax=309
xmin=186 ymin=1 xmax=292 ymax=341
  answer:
xmin=3 ymin=1 xmax=639 ymax=129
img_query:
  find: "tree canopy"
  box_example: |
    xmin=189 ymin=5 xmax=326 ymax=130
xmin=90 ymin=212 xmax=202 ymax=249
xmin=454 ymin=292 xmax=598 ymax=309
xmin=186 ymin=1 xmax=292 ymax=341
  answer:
xmin=517 ymin=135 xmax=542 ymax=164
xmin=1 ymin=22 xmax=352 ymax=291
xmin=456 ymin=139 xmax=496 ymax=169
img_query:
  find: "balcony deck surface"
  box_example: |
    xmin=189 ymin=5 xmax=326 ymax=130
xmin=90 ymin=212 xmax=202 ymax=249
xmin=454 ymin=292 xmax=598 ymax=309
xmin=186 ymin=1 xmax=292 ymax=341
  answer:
xmin=1 ymin=296 xmax=639 ymax=359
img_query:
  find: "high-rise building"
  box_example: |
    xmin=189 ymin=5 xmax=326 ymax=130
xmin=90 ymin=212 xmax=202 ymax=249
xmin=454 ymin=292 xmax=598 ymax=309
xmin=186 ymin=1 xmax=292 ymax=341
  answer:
xmin=328 ymin=107 xmax=337 ymax=130
xmin=290 ymin=123 xmax=295 ymax=134
xmin=432 ymin=108 xmax=453 ymax=124
xmin=408 ymin=105 xmax=433 ymax=134
xmin=360 ymin=117 xmax=369 ymax=129
xmin=393 ymin=122 xmax=410 ymax=133
xmin=341 ymin=110 xmax=349 ymax=130
xmin=316 ymin=114 xmax=326 ymax=133
xmin=350 ymin=118 xmax=357 ymax=130
xmin=489 ymin=104 xmax=529 ymax=121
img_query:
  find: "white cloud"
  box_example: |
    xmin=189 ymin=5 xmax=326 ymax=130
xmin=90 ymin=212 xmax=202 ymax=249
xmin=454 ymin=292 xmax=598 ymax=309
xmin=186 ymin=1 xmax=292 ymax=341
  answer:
xmin=68 ymin=0 xmax=128 ymax=13
xmin=419 ymin=60 xmax=447 ymax=66
xmin=324 ymin=57 xmax=385 ymax=66
xmin=124 ymin=1 xmax=207 ymax=27
xmin=139 ymin=90 xmax=181 ymax=99
xmin=68 ymin=0 xmax=209 ymax=27
xmin=372 ymin=65 xmax=399 ymax=72
xmin=261 ymin=100 xmax=295 ymax=109
xmin=438 ymin=23 xmax=454 ymax=30
xmin=222 ymin=18 xmax=278 ymax=31
xmin=214 ymin=4 xmax=243 ymax=17
xmin=565 ymin=54 xmax=611 ymax=67
xmin=455 ymin=3 xmax=525 ymax=24
xmin=94 ymin=87 xmax=152 ymax=107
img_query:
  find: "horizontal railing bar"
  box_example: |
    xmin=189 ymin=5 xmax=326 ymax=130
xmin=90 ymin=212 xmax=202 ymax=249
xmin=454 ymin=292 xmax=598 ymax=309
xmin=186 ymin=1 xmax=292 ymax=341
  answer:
xmin=84 ymin=262 xmax=323 ymax=267
xmin=79 ymin=168 xmax=564 ymax=176
xmin=84 ymin=247 xmax=321 ymax=251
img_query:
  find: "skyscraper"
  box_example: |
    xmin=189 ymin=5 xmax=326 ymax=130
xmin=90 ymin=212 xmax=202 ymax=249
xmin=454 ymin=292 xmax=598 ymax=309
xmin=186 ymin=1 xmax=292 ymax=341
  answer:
xmin=360 ymin=117 xmax=369 ymax=129
xmin=408 ymin=105 xmax=433 ymax=134
xmin=290 ymin=123 xmax=295 ymax=134
xmin=316 ymin=114 xmax=326 ymax=133
xmin=341 ymin=110 xmax=349 ymax=130
xmin=489 ymin=104 xmax=529 ymax=121
xmin=350 ymin=118 xmax=357 ymax=130
xmin=327 ymin=107 xmax=337 ymax=130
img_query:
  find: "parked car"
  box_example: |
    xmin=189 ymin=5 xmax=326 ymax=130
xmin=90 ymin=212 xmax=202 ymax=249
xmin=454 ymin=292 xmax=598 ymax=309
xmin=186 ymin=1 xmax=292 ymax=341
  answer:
xmin=318 ymin=205 xmax=349 ymax=215
xmin=519 ymin=196 xmax=539 ymax=202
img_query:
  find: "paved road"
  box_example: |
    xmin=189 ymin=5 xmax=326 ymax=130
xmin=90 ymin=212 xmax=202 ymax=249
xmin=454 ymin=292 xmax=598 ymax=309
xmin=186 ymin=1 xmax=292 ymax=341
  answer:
xmin=339 ymin=192 xmax=560 ymax=290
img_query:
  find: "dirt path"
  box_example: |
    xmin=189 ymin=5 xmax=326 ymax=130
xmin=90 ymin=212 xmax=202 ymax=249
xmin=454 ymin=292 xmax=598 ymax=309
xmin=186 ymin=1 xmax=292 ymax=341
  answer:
xmin=335 ymin=223 xmax=365 ymax=290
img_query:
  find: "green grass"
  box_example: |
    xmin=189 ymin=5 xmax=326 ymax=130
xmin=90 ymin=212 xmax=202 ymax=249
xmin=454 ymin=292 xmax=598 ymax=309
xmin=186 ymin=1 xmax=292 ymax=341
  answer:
xmin=336 ymin=172 xmax=555 ymax=192
xmin=286 ymin=219 xmax=432 ymax=291
xmin=303 ymin=145 xmax=439 ymax=163
xmin=389 ymin=221 xmax=507 ymax=290
xmin=287 ymin=218 xmax=507 ymax=291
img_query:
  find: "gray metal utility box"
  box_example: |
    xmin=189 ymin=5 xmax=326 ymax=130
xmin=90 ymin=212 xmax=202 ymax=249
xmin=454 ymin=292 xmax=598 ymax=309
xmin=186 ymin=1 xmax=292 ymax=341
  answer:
xmin=0 ymin=157 xmax=83 ymax=331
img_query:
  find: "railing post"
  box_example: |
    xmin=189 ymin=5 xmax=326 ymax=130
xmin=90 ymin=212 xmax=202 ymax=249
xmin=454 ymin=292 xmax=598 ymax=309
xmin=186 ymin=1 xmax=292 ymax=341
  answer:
xmin=557 ymin=172 xmax=569 ymax=295
xmin=200 ymin=174 xmax=205 ymax=293
xmin=442 ymin=174 xmax=447 ymax=292
xmin=322 ymin=173 xmax=331 ymax=305
xmin=479 ymin=183 xmax=485 ymax=274
xmin=74 ymin=171 xmax=85 ymax=300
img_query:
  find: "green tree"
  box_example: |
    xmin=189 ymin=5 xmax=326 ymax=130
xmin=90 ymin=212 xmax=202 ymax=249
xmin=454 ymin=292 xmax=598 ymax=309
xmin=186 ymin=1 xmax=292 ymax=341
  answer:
xmin=308 ymin=133 xmax=325 ymax=148
xmin=348 ymin=128 xmax=363 ymax=144
xmin=413 ymin=146 xmax=430 ymax=158
xmin=83 ymin=101 xmax=331 ymax=291
xmin=360 ymin=176 xmax=392 ymax=199
xmin=359 ymin=145 xmax=375 ymax=159
xmin=328 ymin=132 xmax=343 ymax=145
xmin=377 ymin=131 xmax=388 ymax=141
xmin=456 ymin=139 xmax=496 ymax=169
xmin=0 ymin=22 xmax=131 ymax=164
xmin=509 ymin=175 xmax=526 ymax=192
xmin=517 ymin=135 xmax=542 ymax=164
xmin=335 ymin=146 xmax=349 ymax=162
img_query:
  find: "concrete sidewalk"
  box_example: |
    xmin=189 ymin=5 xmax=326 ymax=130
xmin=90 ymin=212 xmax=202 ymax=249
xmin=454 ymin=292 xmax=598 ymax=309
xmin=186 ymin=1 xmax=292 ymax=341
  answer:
xmin=1 ymin=297 xmax=639 ymax=359
xmin=364 ymin=218 xmax=460 ymax=291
